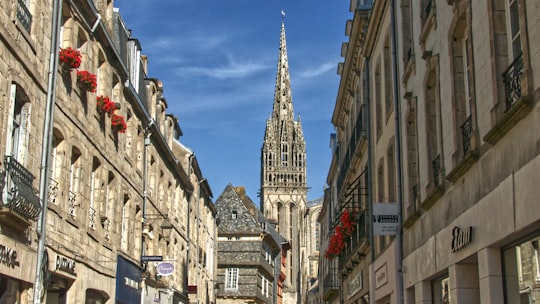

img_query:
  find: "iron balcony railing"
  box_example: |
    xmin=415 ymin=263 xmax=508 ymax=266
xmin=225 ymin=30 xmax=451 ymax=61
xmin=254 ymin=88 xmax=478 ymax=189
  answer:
xmin=17 ymin=0 xmax=32 ymax=33
xmin=356 ymin=0 xmax=373 ymax=10
xmin=503 ymin=53 xmax=523 ymax=111
xmin=337 ymin=105 xmax=367 ymax=194
xmin=322 ymin=267 xmax=340 ymax=300
xmin=461 ymin=115 xmax=473 ymax=155
xmin=339 ymin=210 xmax=369 ymax=270
xmin=1 ymin=155 xmax=40 ymax=221
xmin=432 ymin=154 xmax=441 ymax=188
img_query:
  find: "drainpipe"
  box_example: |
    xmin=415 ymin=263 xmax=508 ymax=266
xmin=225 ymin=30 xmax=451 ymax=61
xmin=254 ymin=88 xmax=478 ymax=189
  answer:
xmin=196 ymin=177 xmax=206 ymax=304
xmin=186 ymin=153 xmax=194 ymax=299
xmin=140 ymin=123 xmax=152 ymax=304
xmin=390 ymin=0 xmax=404 ymax=302
xmin=33 ymin=0 xmax=62 ymax=302
xmin=365 ymin=54 xmax=376 ymax=304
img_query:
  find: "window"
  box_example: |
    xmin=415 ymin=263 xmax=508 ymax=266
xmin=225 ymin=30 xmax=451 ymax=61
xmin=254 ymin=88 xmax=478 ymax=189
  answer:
xmin=504 ymin=236 xmax=540 ymax=303
xmin=232 ymin=210 xmax=237 ymax=219
xmin=225 ymin=268 xmax=239 ymax=290
xmin=506 ymin=0 xmax=522 ymax=60
xmin=7 ymin=84 xmax=30 ymax=163
xmin=432 ymin=276 xmax=450 ymax=304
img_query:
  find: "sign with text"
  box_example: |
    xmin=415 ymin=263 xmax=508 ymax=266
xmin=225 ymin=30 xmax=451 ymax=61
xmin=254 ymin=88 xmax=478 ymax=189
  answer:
xmin=373 ymin=203 xmax=399 ymax=235
xmin=156 ymin=262 xmax=174 ymax=276
xmin=141 ymin=255 xmax=162 ymax=262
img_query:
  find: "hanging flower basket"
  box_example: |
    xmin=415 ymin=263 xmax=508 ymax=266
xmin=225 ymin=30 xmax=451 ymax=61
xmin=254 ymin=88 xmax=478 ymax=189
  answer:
xmin=59 ymin=47 xmax=82 ymax=70
xmin=76 ymin=70 xmax=97 ymax=92
xmin=111 ymin=114 xmax=127 ymax=133
xmin=96 ymin=95 xmax=116 ymax=115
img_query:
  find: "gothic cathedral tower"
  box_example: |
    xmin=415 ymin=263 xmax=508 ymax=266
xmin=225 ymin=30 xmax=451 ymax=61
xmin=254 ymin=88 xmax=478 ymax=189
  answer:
xmin=261 ymin=19 xmax=307 ymax=303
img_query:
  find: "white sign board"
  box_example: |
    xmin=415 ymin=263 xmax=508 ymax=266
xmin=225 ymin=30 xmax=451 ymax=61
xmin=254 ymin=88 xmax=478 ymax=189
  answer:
xmin=373 ymin=203 xmax=399 ymax=235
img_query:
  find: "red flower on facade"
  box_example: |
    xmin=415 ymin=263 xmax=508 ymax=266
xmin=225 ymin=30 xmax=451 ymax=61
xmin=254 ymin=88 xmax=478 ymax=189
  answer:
xmin=96 ymin=95 xmax=116 ymax=115
xmin=324 ymin=209 xmax=358 ymax=260
xmin=59 ymin=47 xmax=82 ymax=70
xmin=76 ymin=70 xmax=97 ymax=92
xmin=111 ymin=114 xmax=127 ymax=133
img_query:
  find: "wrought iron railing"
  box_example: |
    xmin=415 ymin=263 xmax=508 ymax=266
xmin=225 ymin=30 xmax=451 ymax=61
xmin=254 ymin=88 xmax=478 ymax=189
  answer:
xmin=68 ymin=191 xmax=77 ymax=217
xmin=88 ymin=207 xmax=97 ymax=230
xmin=503 ymin=53 xmax=523 ymax=111
xmin=48 ymin=178 xmax=59 ymax=205
xmin=432 ymin=154 xmax=441 ymax=187
xmin=337 ymin=105 xmax=367 ymax=193
xmin=461 ymin=115 xmax=473 ymax=155
xmin=339 ymin=211 xmax=369 ymax=270
xmin=356 ymin=0 xmax=373 ymax=10
xmin=17 ymin=0 xmax=32 ymax=33
xmin=322 ymin=267 xmax=340 ymax=300
xmin=1 ymin=155 xmax=40 ymax=220
xmin=424 ymin=0 xmax=433 ymax=17
xmin=102 ymin=217 xmax=110 ymax=241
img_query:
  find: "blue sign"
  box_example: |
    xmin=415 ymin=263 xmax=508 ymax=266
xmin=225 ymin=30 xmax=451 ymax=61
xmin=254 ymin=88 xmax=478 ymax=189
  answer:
xmin=116 ymin=256 xmax=142 ymax=304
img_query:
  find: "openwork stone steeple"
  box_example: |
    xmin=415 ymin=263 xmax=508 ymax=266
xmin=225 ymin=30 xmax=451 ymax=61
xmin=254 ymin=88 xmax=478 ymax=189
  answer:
xmin=260 ymin=18 xmax=307 ymax=302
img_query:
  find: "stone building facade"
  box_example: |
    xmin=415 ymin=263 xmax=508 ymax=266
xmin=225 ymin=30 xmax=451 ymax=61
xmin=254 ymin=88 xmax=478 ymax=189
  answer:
xmin=321 ymin=0 xmax=540 ymax=303
xmin=260 ymin=20 xmax=308 ymax=304
xmin=215 ymin=185 xmax=286 ymax=304
xmin=0 ymin=1 xmax=215 ymax=303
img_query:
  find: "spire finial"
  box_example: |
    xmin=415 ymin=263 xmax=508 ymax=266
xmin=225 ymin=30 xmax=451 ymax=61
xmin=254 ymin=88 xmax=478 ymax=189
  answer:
xmin=281 ymin=10 xmax=285 ymax=22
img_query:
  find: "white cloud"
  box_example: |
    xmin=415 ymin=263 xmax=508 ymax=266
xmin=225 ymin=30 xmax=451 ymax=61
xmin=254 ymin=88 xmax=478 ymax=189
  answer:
xmin=298 ymin=61 xmax=336 ymax=79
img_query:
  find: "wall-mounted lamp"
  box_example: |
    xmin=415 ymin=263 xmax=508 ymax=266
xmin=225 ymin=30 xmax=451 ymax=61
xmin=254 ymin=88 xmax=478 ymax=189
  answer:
xmin=161 ymin=219 xmax=173 ymax=242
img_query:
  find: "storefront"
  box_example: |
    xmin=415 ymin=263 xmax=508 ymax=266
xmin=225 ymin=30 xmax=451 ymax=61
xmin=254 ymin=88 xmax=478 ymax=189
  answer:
xmin=0 ymin=237 xmax=35 ymax=303
xmin=116 ymin=255 xmax=142 ymax=304
xmin=46 ymin=251 xmax=77 ymax=303
xmin=402 ymin=177 xmax=540 ymax=304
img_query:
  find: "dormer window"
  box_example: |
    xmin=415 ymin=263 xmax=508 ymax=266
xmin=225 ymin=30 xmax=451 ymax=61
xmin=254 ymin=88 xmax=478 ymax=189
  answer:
xmin=232 ymin=210 xmax=237 ymax=219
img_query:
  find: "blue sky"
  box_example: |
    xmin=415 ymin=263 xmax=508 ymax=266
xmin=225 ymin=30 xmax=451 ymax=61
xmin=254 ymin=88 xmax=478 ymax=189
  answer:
xmin=115 ymin=1 xmax=352 ymax=204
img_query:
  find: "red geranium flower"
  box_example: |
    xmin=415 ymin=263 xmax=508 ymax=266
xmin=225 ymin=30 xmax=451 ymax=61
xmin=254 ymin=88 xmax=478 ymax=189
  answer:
xmin=76 ymin=70 xmax=97 ymax=92
xmin=111 ymin=114 xmax=127 ymax=133
xmin=59 ymin=47 xmax=82 ymax=70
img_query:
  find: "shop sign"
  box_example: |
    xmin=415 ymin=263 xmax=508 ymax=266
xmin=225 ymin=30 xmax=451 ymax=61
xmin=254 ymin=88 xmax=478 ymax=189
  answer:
xmin=56 ymin=254 xmax=76 ymax=275
xmin=375 ymin=264 xmax=388 ymax=289
xmin=373 ymin=203 xmax=399 ymax=235
xmin=451 ymin=226 xmax=473 ymax=253
xmin=156 ymin=262 xmax=174 ymax=276
xmin=124 ymin=277 xmax=139 ymax=290
xmin=347 ymin=271 xmax=363 ymax=298
xmin=0 ymin=244 xmax=18 ymax=268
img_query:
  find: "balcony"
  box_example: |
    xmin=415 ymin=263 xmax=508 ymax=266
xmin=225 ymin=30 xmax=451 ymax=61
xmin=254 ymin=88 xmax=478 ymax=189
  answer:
xmin=461 ymin=115 xmax=473 ymax=155
xmin=0 ymin=155 xmax=40 ymax=227
xmin=337 ymin=105 xmax=367 ymax=194
xmin=339 ymin=211 xmax=369 ymax=272
xmin=503 ymin=53 xmax=523 ymax=111
xmin=322 ymin=267 xmax=340 ymax=301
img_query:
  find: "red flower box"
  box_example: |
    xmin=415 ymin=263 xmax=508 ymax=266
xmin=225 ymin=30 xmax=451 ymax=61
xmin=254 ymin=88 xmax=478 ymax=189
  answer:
xmin=59 ymin=47 xmax=82 ymax=70
xmin=111 ymin=114 xmax=127 ymax=133
xmin=96 ymin=95 xmax=116 ymax=115
xmin=76 ymin=70 xmax=97 ymax=92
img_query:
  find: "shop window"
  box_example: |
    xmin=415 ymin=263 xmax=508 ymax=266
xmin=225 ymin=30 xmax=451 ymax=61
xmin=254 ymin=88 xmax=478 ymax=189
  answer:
xmin=432 ymin=275 xmax=450 ymax=304
xmin=503 ymin=236 xmax=540 ymax=303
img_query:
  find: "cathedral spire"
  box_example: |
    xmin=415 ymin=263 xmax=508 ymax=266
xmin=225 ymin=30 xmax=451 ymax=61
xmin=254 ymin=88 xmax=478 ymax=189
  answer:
xmin=272 ymin=18 xmax=294 ymax=122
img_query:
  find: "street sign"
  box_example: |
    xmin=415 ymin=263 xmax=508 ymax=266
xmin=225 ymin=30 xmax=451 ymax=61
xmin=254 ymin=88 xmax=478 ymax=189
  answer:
xmin=141 ymin=255 xmax=163 ymax=262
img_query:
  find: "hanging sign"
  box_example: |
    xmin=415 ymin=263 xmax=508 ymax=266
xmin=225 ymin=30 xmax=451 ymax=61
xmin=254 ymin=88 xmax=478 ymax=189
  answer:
xmin=373 ymin=203 xmax=399 ymax=235
xmin=156 ymin=262 xmax=174 ymax=276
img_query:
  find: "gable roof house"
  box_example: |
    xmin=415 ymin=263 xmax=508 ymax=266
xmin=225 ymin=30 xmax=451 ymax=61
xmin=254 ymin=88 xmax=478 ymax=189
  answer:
xmin=215 ymin=184 xmax=288 ymax=303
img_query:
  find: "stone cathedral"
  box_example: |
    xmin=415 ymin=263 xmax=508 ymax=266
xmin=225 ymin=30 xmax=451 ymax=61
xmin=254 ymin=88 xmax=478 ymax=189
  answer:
xmin=261 ymin=19 xmax=308 ymax=304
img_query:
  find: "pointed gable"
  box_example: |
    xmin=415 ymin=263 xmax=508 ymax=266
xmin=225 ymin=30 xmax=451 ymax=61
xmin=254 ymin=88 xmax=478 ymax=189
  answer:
xmin=215 ymin=184 xmax=263 ymax=235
